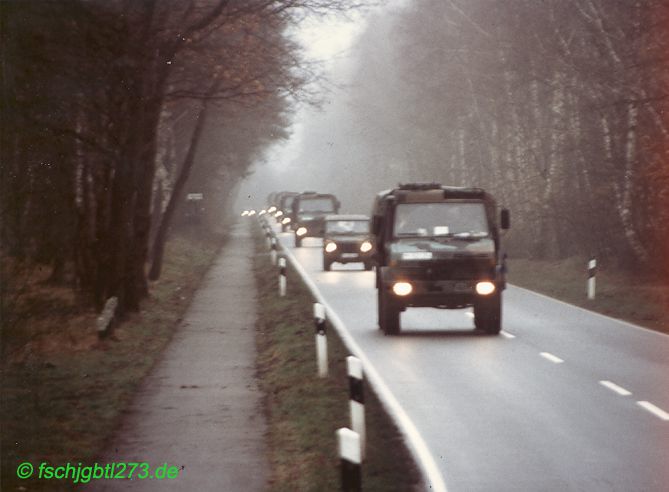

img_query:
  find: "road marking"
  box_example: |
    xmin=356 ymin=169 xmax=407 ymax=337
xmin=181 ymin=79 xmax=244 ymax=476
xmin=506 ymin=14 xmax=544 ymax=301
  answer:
xmin=540 ymin=352 xmax=564 ymax=364
xmin=599 ymin=380 xmax=632 ymax=396
xmin=277 ymin=229 xmax=449 ymax=492
xmin=500 ymin=330 xmax=515 ymax=339
xmin=637 ymin=401 xmax=669 ymax=421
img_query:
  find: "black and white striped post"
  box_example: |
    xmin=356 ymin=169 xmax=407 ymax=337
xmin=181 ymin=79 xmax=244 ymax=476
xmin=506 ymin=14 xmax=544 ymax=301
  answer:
xmin=270 ymin=237 xmax=278 ymax=265
xmin=278 ymin=257 xmax=287 ymax=297
xmin=337 ymin=428 xmax=362 ymax=492
xmin=347 ymin=356 xmax=366 ymax=460
xmin=587 ymin=257 xmax=597 ymax=300
xmin=314 ymin=302 xmax=328 ymax=378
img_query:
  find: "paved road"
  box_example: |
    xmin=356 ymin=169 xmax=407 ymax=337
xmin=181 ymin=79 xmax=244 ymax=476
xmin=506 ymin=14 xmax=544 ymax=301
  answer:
xmin=273 ymin=226 xmax=669 ymax=492
xmin=90 ymin=222 xmax=267 ymax=491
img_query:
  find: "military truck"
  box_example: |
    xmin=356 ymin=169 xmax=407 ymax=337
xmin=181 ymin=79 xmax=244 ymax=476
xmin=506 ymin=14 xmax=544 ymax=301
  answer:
xmin=371 ymin=183 xmax=510 ymax=335
xmin=276 ymin=191 xmax=299 ymax=231
xmin=291 ymin=192 xmax=341 ymax=247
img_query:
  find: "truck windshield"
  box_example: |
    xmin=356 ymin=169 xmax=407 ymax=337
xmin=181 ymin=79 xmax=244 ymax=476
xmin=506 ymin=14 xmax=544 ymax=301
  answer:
xmin=326 ymin=220 xmax=368 ymax=234
xmin=394 ymin=202 xmax=489 ymax=237
xmin=280 ymin=195 xmax=295 ymax=210
xmin=299 ymin=198 xmax=336 ymax=213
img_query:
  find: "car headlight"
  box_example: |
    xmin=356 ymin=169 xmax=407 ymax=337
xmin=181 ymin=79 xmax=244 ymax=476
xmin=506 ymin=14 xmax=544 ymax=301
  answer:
xmin=325 ymin=242 xmax=337 ymax=253
xmin=360 ymin=241 xmax=372 ymax=253
xmin=392 ymin=282 xmax=413 ymax=296
xmin=282 ymin=217 xmax=291 ymax=225
xmin=296 ymin=227 xmax=307 ymax=236
xmin=475 ymin=281 xmax=496 ymax=295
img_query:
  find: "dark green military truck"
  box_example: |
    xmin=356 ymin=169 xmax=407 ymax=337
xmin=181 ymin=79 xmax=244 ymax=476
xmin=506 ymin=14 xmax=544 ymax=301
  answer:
xmin=371 ymin=183 xmax=510 ymax=335
xmin=291 ymin=192 xmax=341 ymax=247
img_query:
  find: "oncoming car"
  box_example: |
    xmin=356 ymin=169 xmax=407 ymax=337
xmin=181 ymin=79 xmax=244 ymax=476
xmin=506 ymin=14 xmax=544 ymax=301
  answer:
xmin=322 ymin=215 xmax=374 ymax=271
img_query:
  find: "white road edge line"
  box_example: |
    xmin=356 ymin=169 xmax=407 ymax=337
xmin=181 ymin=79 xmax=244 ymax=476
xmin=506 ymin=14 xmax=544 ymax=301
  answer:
xmin=540 ymin=352 xmax=564 ymax=364
xmin=510 ymin=284 xmax=669 ymax=339
xmin=500 ymin=330 xmax=515 ymax=339
xmin=637 ymin=401 xmax=669 ymax=421
xmin=276 ymin=228 xmax=449 ymax=492
xmin=599 ymin=380 xmax=632 ymax=396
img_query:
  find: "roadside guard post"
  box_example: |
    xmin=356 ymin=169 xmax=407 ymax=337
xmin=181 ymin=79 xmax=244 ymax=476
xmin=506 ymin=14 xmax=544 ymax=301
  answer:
xmin=278 ymin=257 xmax=287 ymax=297
xmin=314 ymin=303 xmax=328 ymax=377
xmin=587 ymin=257 xmax=597 ymax=300
xmin=347 ymin=356 xmax=366 ymax=460
xmin=270 ymin=237 xmax=278 ymax=265
xmin=337 ymin=428 xmax=361 ymax=492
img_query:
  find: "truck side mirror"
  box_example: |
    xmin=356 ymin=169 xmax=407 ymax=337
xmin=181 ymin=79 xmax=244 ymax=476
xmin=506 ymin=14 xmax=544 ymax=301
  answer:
xmin=500 ymin=209 xmax=510 ymax=230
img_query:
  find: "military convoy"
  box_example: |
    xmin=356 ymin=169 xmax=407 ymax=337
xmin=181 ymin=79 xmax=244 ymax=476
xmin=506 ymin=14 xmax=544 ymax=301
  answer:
xmin=262 ymin=183 xmax=509 ymax=335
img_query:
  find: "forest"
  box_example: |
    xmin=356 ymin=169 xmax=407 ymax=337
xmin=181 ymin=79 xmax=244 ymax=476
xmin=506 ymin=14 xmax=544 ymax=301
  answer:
xmin=1 ymin=0 xmax=354 ymax=315
xmin=342 ymin=0 xmax=669 ymax=273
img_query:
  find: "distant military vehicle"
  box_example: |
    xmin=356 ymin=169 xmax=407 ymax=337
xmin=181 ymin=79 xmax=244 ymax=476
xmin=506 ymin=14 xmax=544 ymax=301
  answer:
xmin=322 ymin=215 xmax=374 ymax=271
xmin=370 ymin=183 xmax=509 ymax=335
xmin=291 ymin=192 xmax=341 ymax=247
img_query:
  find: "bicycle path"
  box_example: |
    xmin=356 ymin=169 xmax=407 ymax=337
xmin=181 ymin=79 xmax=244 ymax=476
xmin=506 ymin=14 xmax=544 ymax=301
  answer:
xmin=90 ymin=221 xmax=267 ymax=491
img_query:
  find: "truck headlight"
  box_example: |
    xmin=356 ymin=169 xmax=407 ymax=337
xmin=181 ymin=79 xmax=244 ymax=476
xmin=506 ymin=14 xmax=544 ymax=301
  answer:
xmin=268 ymin=206 xmax=277 ymax=213
xmin=360 ymin=241 xmax=372 ymax=253
xmin=296 ymin=227 xmax=307 ymax=236
xmin=475 ymin=281 xmax=496 ymax=295
xmin=282 ymin=217 xmax=291 ymax=225
xmin=392 ymin=282 xmax=413 ymax=296
xmin=275 ymin=210 xmax=283 ymax=217
xmin=325 ymin=242 xmax=337 ymax=253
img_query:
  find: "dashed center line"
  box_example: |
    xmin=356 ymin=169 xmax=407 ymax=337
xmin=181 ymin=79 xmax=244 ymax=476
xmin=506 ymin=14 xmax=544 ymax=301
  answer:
xmin=540 ymin=352 xmax=564 ymax=364
xmin=500 ymin=330 xmax=515 ymax=339
xmin=599 ymin=380 xmax=632 ymax=396
xmin=637 ymin=401 xmax=669 ymax=421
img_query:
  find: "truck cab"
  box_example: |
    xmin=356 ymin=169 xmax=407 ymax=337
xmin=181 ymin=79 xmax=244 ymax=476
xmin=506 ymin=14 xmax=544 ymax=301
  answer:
xmin=371 ymin=183 xmax=510 ymax=335
xmin=291 ymin=192 xmax=341 ymax=247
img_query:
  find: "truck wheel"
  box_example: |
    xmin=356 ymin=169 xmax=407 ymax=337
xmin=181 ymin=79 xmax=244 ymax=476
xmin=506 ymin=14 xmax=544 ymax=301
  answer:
xmin=294 ymin=235 xmax=302 ymax=248
xmin=363 ymin=262 xmax=373 ymax=271
xmin=323 ymin=258 xmax=332 ymax=271
xmin=474 ymin=293 xmax=502 ymax=335
xmin=378 ymin=289 xmax=401 ymax=335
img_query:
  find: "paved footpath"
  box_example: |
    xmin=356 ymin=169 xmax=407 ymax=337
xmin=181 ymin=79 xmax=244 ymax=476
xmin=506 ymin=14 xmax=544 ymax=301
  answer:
xmin=90 ymin=221 xmax=267 ymax=491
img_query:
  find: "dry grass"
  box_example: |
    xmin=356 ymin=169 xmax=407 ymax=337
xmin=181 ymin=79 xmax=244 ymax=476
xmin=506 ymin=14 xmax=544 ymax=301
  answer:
xmin=252 ymin=224 xmax=422 ymax=491
xmin=1 ymin=232 xmax=225 ymax=491
xmin=507 ymin=256 xmax=669 ymax=334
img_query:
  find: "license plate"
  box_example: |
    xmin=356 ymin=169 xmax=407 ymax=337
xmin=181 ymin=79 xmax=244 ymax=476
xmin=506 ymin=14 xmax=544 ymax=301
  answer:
xmin=341 ymin=253 xmax=358 ymax=258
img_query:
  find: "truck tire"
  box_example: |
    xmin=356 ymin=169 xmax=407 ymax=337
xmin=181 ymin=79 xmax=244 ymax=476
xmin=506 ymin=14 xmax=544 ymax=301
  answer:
xmin=363 ymin=262 xmax=373 ymax=271
xmin=294 ymin=235 xmax=302 ymax=248
xmin=323 ymin=258 xmax=332 ymax=271
xmin=378 ymin=289 xmax=401 ymax=335
xmin=474 ymin=293 xmax=502 ymax=335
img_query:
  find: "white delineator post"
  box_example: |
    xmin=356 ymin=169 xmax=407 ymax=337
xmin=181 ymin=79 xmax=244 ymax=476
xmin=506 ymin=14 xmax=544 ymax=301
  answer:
xmin=278 ymin=257 xmax=287 ymax=297
xmin=314 ymin=303 xmax=328 ymax=378
xmin=270 ymin=237 xmax=277 ymax=265
xmin=347 ymin=356 xmax=366 ymax=460
xmin=336 ymin=428 xmax=361 ymax=492
xmin=587 ymin=257 xmax=597 ymax=300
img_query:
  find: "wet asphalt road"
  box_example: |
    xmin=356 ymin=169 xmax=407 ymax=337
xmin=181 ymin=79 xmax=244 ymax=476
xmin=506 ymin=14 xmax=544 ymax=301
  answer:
xmin=273 ymin=227 xmax=669 ymax=492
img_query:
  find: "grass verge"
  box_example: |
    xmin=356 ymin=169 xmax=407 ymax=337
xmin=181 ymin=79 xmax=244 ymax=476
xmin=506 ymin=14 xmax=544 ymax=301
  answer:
xmin=1 ymin=231 xmax=225 ymax=491
xmin=507 ymin=256 xmax=669 ymax=335
xmin=253 ymin=224 xmax=422 ymax=491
